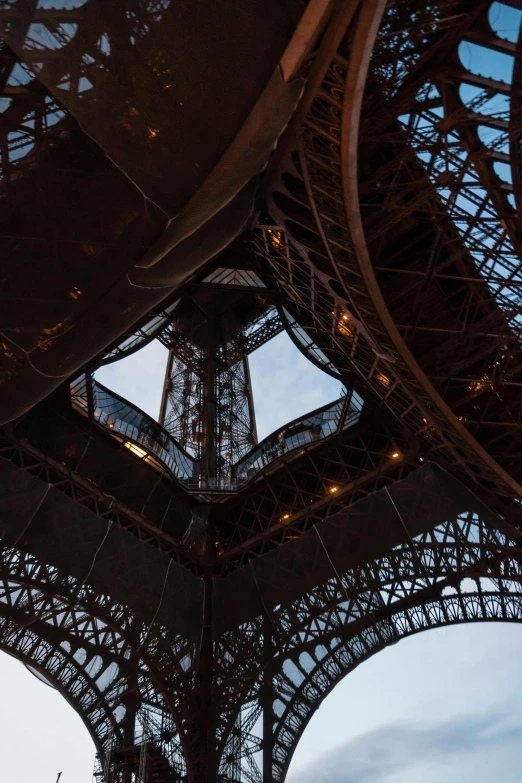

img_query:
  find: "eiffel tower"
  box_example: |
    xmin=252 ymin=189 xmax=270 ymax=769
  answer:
xmin=0 ymin=1 xmax=522 ymax=781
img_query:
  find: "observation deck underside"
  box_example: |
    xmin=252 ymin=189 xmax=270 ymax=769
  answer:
xmin=0 ymin=1 xmax=522 ymax=782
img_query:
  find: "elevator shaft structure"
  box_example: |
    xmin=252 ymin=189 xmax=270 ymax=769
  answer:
xmin=159 ymin=321 xmax=256 ymax=490
xmin=157 ymin=271 xmax=285 ymax=489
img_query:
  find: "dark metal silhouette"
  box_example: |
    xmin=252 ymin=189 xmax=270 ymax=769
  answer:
xmin=0 ymin=2 xmax=521 ymax=782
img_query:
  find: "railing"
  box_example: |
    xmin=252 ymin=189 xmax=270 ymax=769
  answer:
xmin=281 ymin=307 xmax=342 ymax=378
xmin=232 ymin=390 xmax=363 ymax=487
xmin=71 ymin=376 xmax=363 ymax=491
xmin=71 ymin=374 xmax=198 ymax=483
xmin=97 ymin=299 xmax=180 ymax=367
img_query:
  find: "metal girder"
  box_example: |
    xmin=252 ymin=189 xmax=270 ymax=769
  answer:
xmin=259 ymin=0 xmax=522 ymax=503
xmin=0 ymin=431 xmax=197 ymax=569
xmin=0 ymin=3 xmax=522 ymax=783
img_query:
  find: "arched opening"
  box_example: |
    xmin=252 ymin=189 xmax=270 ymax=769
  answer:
xmin=0 ymin=650 xmax=95 ymax=783
xmin=85 ymin=320 xmax=350 ymax=492
xmin=94 ymin=325 xmax=345 ymax=440
xmin=248 ymin=330 xmax=344 ymax=440
xmin=287 ymin=623 xmax=522 ymax=782
xmin=95 ymin=339 xmax=170 ymax=422
xmin=0 ymin=540 xmax=193 ymax=782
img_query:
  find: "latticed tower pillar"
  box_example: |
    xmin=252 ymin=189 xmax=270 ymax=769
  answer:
xmin=158 ymin=278 xmax=259 ymax=489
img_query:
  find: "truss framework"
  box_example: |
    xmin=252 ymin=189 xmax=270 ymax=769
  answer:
xmin=1 ymin=458 xmax=521 ymax=783
xmin=0 ymin=3 xmax=521 ymax=783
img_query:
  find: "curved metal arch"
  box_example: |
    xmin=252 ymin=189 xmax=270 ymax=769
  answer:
xmin=0 ymin=543 xmax=197 ymax=767
xmin=0 ymin=628 xmax=119 ymax=750
xmin=212 ymin=463 xmax=522 ymax=782
xmin=270 ymin=586 xmax=522 ymax=782
xmin=340 ymin=0 xmax=522 ymax=497
xmin=350 ymin=1 xmax=522 ymax=477
xmin=0 ymin=644 xmax=104 ymax=753
xmin=0 ymin=559 xmax=136 ymax=747
xmin=240 ymin=474 xmax=522 ymax=781
xmin=259 ymin=0 xmax=522 ymax=502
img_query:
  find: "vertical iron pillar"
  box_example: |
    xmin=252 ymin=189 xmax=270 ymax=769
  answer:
xmin=160 ymin=333 xmax=257 ymax=489
xmin=201 ymin=353 xmax=217 ymax=487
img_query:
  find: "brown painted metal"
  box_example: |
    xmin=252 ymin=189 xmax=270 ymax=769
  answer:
xmin=1 ymin=3 xmax=522 ymax=783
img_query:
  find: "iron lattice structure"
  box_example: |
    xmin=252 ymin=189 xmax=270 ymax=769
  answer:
xmin=161 ymin=344 xmax=257 ymax=489
xmin=0 ymin=2 xmax=522 ymax=782
xmin=156 ymin=273 xmax=278 ymax=488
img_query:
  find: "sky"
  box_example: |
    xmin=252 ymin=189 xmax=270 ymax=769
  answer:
xmin=94 ymin=331 xmax=344 ymax=440
xmin=0 ymin=651 xmax=95 ymax=782
xmin=287 ymin=623 xmax=522 ymax=783
xmin=2 ymin=332 xmax=522 ymax=782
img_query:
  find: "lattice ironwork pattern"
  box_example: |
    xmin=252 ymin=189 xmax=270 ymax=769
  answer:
xmin=2 ymin=448 xmax=522 ymax=782
xmin=0 ymin=2 xmax=521 ymax=783
xmin=160 ymin=346 xmax=258 ymax=489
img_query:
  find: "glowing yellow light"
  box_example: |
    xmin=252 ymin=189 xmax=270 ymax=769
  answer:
xmin=42 ymin=322 xmax=64 ymax=336
xmin=391 ymin=451 xmax=400 ymax=459
xmin=69 ymin=286 xmax=83 ymax=300
xmin=421 ymin=416 xmax=436 ymax=440
xmin=281 ymin=513 xmax=291 ymax=522
xmin=468 ymin=374 xmax=492 ymax=393
xmin=337 ymin=312 xmax=355 ymax=339
xmin=268 ymin=229 xmax=283 ymax=249
xmin=124 ymin=442 xmax=147 ymax=459
xmin=376 ymin=371 xmax=391 ymax=388
xmin=329 ymin=486 xmax=339 ymax=494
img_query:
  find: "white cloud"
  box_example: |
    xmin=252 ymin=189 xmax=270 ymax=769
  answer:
xmin=290 ymin=710 xmax=521 ymax=783
xmin=289 ymin=623 xmax=522 ymax=782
